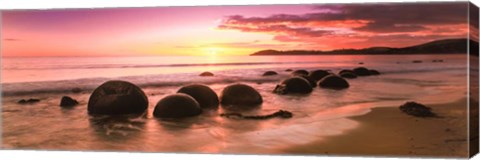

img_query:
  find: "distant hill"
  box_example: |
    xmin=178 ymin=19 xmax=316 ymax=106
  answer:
xmin=251 ymin=38 xmax=479 ymax=56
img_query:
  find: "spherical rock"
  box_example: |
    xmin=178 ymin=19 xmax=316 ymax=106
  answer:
xmin=309 ymin=70 xmax=331 ymax=81
xmin=300 ymin=75 xmax=317 ymax=87
xmin=88 ymin=80 xmax=148 ymax=115
xmin=153 ymin=93 xmax=202 ymax=118
xmin=262 ymin=71 xmax=278 ymax=76
xmin=199 ymin=72 xmax=214 ymax=77
xmin=275 ymin=77 xmax=313 ymax=94
xmin=177 ymin=84 xmax=219 ymax=109
xmin=291 ymin=70 xmax=309 ymax=76
xmin=60 ymin=96 xmax=79 ymax=107
xmin=353 ymin=67 xmax=371 ymax=76
xmin=318 ymin=75 xmax=350 ymax=89
xmin=220 ymin=84 xmax=263 ymax=107
xmin=369 ymin=69 xmax=381 ymax=75
xmin=340 ymin=72 xmax=358 ymax=79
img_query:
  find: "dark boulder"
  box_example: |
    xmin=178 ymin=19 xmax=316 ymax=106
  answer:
xmin=340 ymin=72 xmax=358 ymax=79
xmin=300 ymin=75 xmax=317 ymax=87
xmin=353 ymin=67 xmax=371 ymax=76
xmin=338 ymin=69 xmax=354 ymax=75
xmin=71 ymin=87 xmax=82 ymax=93
xmin=153 ymin=93 xmax=202 ymax=118
xmin=274 ymin=77 xmax=313 ymax=94
xmin=291 ymin=70 xmax=309 ymax=76
xmin=412 ymin=60 xmax=423 ymax=63
xmin=17 ymin=98 xmax=40 ymax=104
xmin=88 ymin=80 xmax=148 ymax=115
xmin=220 ymin=83 xmax=263 ymax=107
xmin=177 ymin=84 xmax=219 ymax=109
xmin=399 ymin=101 xmax=436 ymax=117
xmin=60 ymin=96 xmax=79 ymax=107
xmin=318 ymin=75 xmax=350 ymax=89
xmin=309 ymin=70 xmax=331 ymax=81
xmin=262 ymin=71 xmax=278 ymax=76
xmin=199 ymin=72 xmax=214 ymax=77
xmin=369 ymin=69 xmax=381 ymax=75
xmin=285 ymin=69 xmax=293 ymax=72
xmin=358 ymin=62 xmax=364 ymax=65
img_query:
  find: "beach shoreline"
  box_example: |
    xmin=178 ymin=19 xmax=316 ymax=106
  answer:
xmin=284 ymin=98 xmax=469 ymax=158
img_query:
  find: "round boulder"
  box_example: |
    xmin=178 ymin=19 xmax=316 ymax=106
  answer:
xmin=369 ymin=69 xmax=380 ymax=75
xmin=88 ymin=80 xmax=148 ymax=115
xmin=353 ymin=67 xmax=371 ymax=76
xmin=340 ymin=72 xmax=358 ymax=79
xmin=199 ymin=72 xmax=214 ymax=77
xmin=318 ymin=75 xmax=350 ymax=89
xmin=153 ymin=93 xmax=202 ymax=118
xmin=262 ymin=71 xmax=278 ymax=76
xmin=291 ymin=70 xmax=309 ymax=76
xmin=177 ymin=84 xmax=219 ymax=109
xmin=277 ymin=77 xmax=313 ymax=94
xmin=309 ymin=70 xmax=331 ymax=81
xmin=220 ymin=84 xmax=263 ymax=107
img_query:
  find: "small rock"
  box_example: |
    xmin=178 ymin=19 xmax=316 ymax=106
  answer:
xmin=199 ymin=72 xmax=214 ymax=77
xmin=17 ymin=98 xmax=40 ymax=104
xmin=262 ymin=71 xmax=278 ymax=76
xmin=412 ymin=60 xmax=423 ymax=63
xmin=358 ymin=62 xmax=364 ymax=65
xmin=291 ymin=70 xmax=309 ymax=76
xmin=399 ymin=101 xmax=436 ymax=117
xmin=60 ymin=96 xmax=79 ymax=107
xmin=285 ymin=69 xmax=293 ymax=72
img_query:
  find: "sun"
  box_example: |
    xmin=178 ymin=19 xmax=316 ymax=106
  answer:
xmin=204 ymin=47 xmax=222 ymax=56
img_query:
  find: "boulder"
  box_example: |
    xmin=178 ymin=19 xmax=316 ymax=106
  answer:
xmin=17 ymin=98 xmax=40 ymax=104
xmin=220 ymin=83 xmax=263 ymax=106
xmin=274 ymin=77 xmax=313 ymax=94
xmin=353 ymin=67 xmax=371 ymax=76
xmin=399 ymin=101 xmax=436 ymax=117
xmin=412 ymin=60 xmax=423 ymax=63
xmin=153 ymin=93 xmax=202 ymax=118
xmin=262 ymin=71 xmax=278 ymax=76
xmin=87 ymin=80 xmax=148 ymax=115
xmin=291 ymin=70 xmax=309 ymax=76
xmin=199 ymin=72 xmax=214 ymax=77
xmin=358 ymin=62 xmax=364 ymax=65
xmin=309 ymin=70 xmax=331 ymax=81
xmin=338 ymin=69 xmax=354 ymax=75
xmin=177 ymin=84 xmax=219 ymax=109
xmin=60 ymin=96 xmax=79 ymax=107
xmin=318 ymin=75 xmax=350 ymax=89
xmin=369 ymin=69 xmax=381 ymax=75
xmin=285 ymin=69 xmax=293 ymax=72
xmin=340 ymin=72 xmax=358 ymax=79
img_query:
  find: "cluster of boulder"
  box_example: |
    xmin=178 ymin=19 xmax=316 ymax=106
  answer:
xmin=87 ymin=80 xmax=264 ymax=119
xmin=272 ymin=67 xmax=381 ymax=94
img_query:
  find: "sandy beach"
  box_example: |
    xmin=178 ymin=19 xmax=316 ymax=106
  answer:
xmin=285 ymin=98 xmax=470 ymax=158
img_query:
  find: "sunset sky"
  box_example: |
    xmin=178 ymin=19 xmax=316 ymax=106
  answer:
xmin=1 ymin=2 xmax=475 ymax=57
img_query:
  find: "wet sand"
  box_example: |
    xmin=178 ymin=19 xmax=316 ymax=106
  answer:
xmin=285 ymin=98 xmax=469 ymax=158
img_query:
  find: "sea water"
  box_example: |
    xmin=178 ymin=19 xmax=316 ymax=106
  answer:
xmin=1 ymin=54 xmax=468 ymax=153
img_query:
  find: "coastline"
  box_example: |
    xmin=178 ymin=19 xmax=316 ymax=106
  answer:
xmin=284 ymin=98 xmax=469 ymax=158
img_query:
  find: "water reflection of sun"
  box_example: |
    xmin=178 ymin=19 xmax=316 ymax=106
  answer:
xmin=204 ymin=47 xmax=222 ymax=56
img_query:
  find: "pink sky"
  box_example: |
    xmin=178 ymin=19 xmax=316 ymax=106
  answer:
xmin=1 ymin=2 xmax=473 ymax=57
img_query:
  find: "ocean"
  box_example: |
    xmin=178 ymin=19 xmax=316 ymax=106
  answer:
xmin=1 ymin=54 xmax=469 ymax=153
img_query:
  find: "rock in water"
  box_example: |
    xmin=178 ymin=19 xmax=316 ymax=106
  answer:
xmin=291 ymin=70 xmax=309 ymax=76
xmin=88 ymin=80 xmax=148 ymax=115
xmin=353 ymin=67 xmax=371 ymax=76
xmin=412 ymin=60 xmax=423 ymax=63
xmin=399 ymin=101 xmax=436 ymax=117
xmin=274 ymin=77 xmax=313 ymax=94
xmin=300 ymin=75 xmax=317 ymax=87
xmin=318 ymin=75 xmax=350 ymax=89
xmin=60 ymin=96 xmax=79 ymax=107
xmin=369 ymin=69 xmax=381 ymax=75
xmin=220 ymin=84 xmax=263 ymax=107
xmin=285 ymin=69 xmax=293 ymax=72
xmin=309 ymin=70 xmax=331 ymax=81
xmin=153 ymin=93 xmax=202 ymax=118
xmin=199 ymin=72 xmax=214 ymax=77
xmin=17 ymin=98 xmax=40 ymax=104
xmin=340 ymin=72 xmax=358 ymax=79
xmin=262 ymin=71 xmax=278 ymax=76
xmin=177 ymin=84 xmax=219 ymax=109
